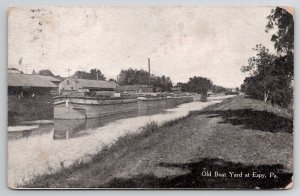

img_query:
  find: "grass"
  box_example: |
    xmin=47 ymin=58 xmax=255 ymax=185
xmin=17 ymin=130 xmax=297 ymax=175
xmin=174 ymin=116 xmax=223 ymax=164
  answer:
xmin=20 ymin=95 xmax=293 ymax=189
xmin=8 ymin=95 xmax=54 ymax=126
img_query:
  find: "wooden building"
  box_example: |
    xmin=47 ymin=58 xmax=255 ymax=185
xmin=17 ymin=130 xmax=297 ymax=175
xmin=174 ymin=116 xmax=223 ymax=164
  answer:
xmin=58 ymin=78 xmax=117 ymax=95
xmin=8 ymin=73 xmax=60 ymax=96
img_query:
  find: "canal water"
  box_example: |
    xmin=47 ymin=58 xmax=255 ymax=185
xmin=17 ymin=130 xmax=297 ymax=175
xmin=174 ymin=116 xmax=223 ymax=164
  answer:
xmin=8 ymin=98 xmax=226 ymax=187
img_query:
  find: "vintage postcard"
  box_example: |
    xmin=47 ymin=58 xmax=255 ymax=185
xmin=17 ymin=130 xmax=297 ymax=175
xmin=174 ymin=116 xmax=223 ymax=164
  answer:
xmin=7 ymin=6 xmax=294 ymax=189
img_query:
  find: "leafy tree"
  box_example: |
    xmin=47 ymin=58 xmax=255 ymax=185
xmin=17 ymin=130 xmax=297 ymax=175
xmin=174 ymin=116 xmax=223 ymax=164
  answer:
xmin=74 ymin=69 xmax=106 ymax=80
xmin=212 ymin=85 xmax=227 ymax=93
xmin=186 ymin=76 xmax=212 ymax=96
xmin=241 ymin=7 xmax=294 ymax=107
xmin=90 ymin=69 xmax=106 ymax=80
xmin=38 ymin=69 xmax=54 ymax=76
xmin=117 ymin=68 xmax=173 ymax=92
xmin=32 ymin=69 xmax=36 ymax=75
xmin=108 ymin=78 xmax=117 ymax=82
xmin=74 ymin=71 xmax=89 ymax=79
xmin=118 ymin=68 xmax=150 ymax=85
xmin=266 ymin=7 xmax=294 ymax=54
xmin=241 ymin=45 xmax=276 ymax=102
xmin=179 ymin=82 xmax=189 ymax=92
xmin=266 ymin=7 xmax=294 ymax=78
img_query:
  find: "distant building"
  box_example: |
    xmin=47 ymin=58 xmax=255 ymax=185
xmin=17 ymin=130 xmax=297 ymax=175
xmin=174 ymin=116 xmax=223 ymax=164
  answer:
xmin=8 ymin=73 xmax=60 ymax=96
xmin=116 ymin=85 xmax=153 ymax=94
xmin=207 ymin=90 xmax=214 ymax=96
xmin=59 ymin=77 xmax=117 ymax=95
xmin=154 ymin=86 xmax=162 ymax=92
xmin=171 ymin=86 xmax=182 ymax=92
xmin=229 ymin=88 xmax=237 ymax=93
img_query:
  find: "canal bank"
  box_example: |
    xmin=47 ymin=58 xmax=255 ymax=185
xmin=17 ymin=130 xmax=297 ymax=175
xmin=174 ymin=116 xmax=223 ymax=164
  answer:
xmin=8 ymin=95 xmax=54 ymax=126
xmin=18 ymin=95 xmax=293 ymax=189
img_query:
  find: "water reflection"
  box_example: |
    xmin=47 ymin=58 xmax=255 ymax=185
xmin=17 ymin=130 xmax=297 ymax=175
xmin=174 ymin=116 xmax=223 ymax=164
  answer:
xmin=53 ymin=111 xmax=139 ymax=140
xmin=8 ymin=101 xmax=177 ymax=142
xmin=53 ymin=106 xmax=173 ymax=140
xmin=8 ymin=124 xmax=53 ymax=141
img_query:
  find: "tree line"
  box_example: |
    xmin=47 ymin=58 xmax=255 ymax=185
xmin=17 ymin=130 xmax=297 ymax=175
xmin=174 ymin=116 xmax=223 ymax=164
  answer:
xmin=31 ymin=67 xmax=222 ymax=95
xmin=117 ymin=68 xmax=173 ymax=92
xmin=241 ymin=7 xmax=294 ymax=107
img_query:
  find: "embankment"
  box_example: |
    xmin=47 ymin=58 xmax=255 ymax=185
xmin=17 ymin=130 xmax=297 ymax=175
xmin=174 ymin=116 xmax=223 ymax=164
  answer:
xmin=8 ymin=95 xmax=54 ymax=126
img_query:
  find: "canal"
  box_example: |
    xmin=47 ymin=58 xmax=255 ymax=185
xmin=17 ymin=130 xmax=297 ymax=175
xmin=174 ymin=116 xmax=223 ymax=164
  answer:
xmin=7 ymin=98 xmax=227 ymax=187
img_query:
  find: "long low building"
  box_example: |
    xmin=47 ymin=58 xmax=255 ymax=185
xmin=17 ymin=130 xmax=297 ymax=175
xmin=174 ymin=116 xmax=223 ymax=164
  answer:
xmin=116 ymin=85 xmax=153 ymax=94
xmin=8 ymin=73 xmax=61 ymax=96
xmin=59 ymin=77 xmax=117 ymax=95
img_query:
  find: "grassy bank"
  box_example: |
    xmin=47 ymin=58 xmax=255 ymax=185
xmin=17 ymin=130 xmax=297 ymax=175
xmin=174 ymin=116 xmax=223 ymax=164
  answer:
xmin=22 ymin=95 xmax=293 ymax=189
xmin=8 ymin=95 xmax=54 ymax=126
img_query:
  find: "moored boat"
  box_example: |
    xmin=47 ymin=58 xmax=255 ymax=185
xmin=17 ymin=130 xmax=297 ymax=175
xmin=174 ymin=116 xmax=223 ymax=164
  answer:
xmin=54 ymin=96 xmax=138 ymax=119
xmin=54 ymin=95 xmax=194 ymax=120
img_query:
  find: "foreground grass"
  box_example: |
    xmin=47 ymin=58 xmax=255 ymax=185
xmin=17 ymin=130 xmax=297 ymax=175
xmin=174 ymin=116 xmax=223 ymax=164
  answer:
xmin=22 ymin=95 xmax=293 ymax=189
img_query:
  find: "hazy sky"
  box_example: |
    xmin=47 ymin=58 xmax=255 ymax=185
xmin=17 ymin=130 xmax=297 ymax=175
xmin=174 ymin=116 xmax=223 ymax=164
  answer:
xmin=8 ymin=6 xmax=276 ymax=88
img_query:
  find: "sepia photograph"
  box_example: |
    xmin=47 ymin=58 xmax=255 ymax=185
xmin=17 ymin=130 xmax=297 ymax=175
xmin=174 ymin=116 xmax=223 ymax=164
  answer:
xmin=7 ymin=6 xmax=293 ymax=189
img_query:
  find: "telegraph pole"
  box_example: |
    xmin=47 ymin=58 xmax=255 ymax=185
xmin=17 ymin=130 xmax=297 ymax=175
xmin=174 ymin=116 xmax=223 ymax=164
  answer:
xmin=66 ymin=68 xmax=72 ymax=77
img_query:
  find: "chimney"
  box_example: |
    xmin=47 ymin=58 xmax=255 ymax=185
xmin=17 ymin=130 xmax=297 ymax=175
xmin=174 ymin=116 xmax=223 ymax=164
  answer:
xmin=148 ymin=57 xmax=150 ymax=85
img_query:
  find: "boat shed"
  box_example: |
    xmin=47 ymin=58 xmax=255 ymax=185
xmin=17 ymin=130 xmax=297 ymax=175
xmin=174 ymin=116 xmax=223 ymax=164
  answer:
xmin=58 ymin=77 xmax=117 ymax=94
xmin=8 ymin=73 xmax=61 ymax=96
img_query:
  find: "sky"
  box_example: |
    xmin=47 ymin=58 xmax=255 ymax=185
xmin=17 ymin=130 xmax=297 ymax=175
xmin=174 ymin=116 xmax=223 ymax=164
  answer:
xmin=8 ymin=6 xmax=276 ymax=88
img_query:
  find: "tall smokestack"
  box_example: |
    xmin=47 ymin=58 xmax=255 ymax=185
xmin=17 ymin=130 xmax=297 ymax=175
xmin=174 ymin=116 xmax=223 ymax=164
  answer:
xmin=148 ymin=57 xmax=150 ymax=85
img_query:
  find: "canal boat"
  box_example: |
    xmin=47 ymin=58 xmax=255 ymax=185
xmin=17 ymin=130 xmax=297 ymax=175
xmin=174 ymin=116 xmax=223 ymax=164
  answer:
xmin=53 ymin=95 xmax=194 ymax=120
xmin=53 ymin=96 xmax=138 ymax=119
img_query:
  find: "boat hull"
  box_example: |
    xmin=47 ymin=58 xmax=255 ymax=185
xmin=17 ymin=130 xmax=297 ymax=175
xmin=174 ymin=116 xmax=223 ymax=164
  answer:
xmin=54 ymin=97 xmax=138 ymax=119
xmin=54 ymin=96 xmax=193 ymax=120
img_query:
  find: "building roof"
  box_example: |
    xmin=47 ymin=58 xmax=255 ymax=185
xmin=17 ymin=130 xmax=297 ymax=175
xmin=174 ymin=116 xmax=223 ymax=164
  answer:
xmin=75 ymin=78 xmax=117 ymax=89
xmin=8 ymin=73 xmax=59 ymax=88
xmin=117 ymin=85 xmax=153 ymax=91
xmin=8 ymin=68 xmax=22 ymax=74
xmin=43 ymin=75 xmax=61 ymax=82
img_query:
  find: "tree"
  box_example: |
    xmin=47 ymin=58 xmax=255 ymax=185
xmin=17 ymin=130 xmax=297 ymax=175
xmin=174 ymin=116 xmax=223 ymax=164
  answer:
xmin=118 ymin=68 xmax=150 ymax=85
xmin=266 ymin=7 xmax=294 ymax=78
xmin=117 ymin=68 xmax=173 ymax=92
xmin=212 ymin=85 xmax=227 ymax=93
xmin=266 ymin=7 xmax=294 ymax=54
xmin=32 ymin=69 xmax=36 ymax=74
xmin=241 ymin=7 xmax=294 ymax=107
xmin=241 ymin=45 xmax=276 ymax=102
xmin=38 ymin=69 xmax=54 ymax=76
xmin=90 ymin=69 xmax=106 ymax=80
xmin=108 ymin=78 xmax=116 ymax=82
xmin=74 ymin=71 xmax=89 ymax=79
xmin=241 ymin=45 xmax=293 ymax=105
xmin=186 ymin=76 xmax=212 ymax=96
xmin=74 ymin=69 xmax=106 ymax=80
xmin=179 ymin=82 xmax=189 ymax=92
